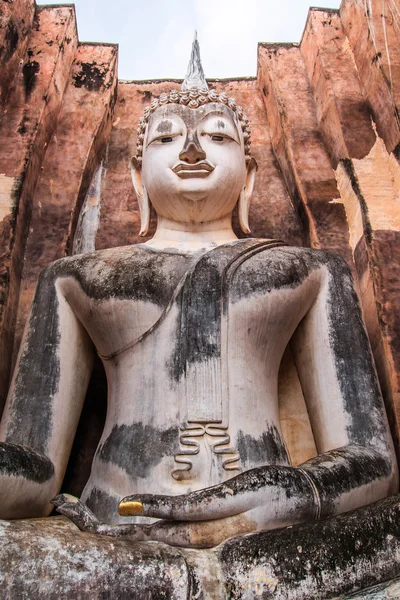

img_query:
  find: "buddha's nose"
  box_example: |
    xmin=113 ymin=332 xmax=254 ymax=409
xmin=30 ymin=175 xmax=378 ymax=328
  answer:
xmin=179 ymin=133 xmax=206 ymax=163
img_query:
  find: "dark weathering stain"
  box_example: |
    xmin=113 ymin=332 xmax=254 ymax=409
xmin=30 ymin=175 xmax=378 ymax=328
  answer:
xmin=341 ymin=158 xmax=372 ymax=243
xmin=5 ymin=266 xmax=60 ymax=453
xmin=237 ymin=426 xmax=289 ymax=466
xmin=22 ymin=60 xmax=40 ymax=100
xmin=169 ymin=240 xmax=267 ymax=382
xmin=168 ymin=250 xmax=224 ymax=382
xmin=0 ymin=442 xmax=54 ymax=483
xmin=73 ymin=62 xmax=106 ymax=92
xmin=220 ymin=495 xmax=400 ymax=598
xmin=321 ymin=250 xmax=390 ymax=450
xmin=84 ymin=487 xmax=118 ymax=522
xmin=56 ymin=245 xmax=198 ymax=307
xmin=289 ymin=187 xmax=311 ymax=245
xmin=199 ymin=464 xmax=314 ymax=506
xmin=137 ymin=89 xmax=152 ymax=103
xmin=0 ymin=19 xmax=19 ymax=62
xmin=301 ymin=446 xmax=391 ymax=517
xmin=156 ymin=120 xmax=173 ymax=133
xmin=98 ymin=423 xmax=178 ymax=480
xmin=17 ymin=113 xmax=29 ymax=135
xmin=10 ymin=169 xmax=25 ymax=217
xmin=184 ymin=257 xmax=222 ymax=364
xmin=229 ymin=247 xmax=310 ymax=302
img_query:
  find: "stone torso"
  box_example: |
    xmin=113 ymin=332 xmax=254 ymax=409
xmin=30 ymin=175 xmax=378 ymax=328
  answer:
xmin=54 ymin=242 xmax=324 ymax=523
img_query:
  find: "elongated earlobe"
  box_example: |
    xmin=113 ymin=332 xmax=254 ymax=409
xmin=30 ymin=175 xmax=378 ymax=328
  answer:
xmin=238 ymin=157 xmax=257 ymax=234
xmin=138 ymin=186 xmax=150 ymax=237
xmin=130 ymin=158 xmax=150 ymax=237
xmin=238 ymin=186 xmax=251 ymax=234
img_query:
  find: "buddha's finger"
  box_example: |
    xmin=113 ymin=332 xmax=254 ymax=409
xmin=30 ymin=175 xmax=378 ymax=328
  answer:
xmin=148 ymin=513 xmax=257 ymax=548
xmin=51 ymin=494 xmax=99 ymax=532
xmin=51 ymin=493 xmax=80 ymax=509
xmin=119 ymin=482 xmax=258 ymax=521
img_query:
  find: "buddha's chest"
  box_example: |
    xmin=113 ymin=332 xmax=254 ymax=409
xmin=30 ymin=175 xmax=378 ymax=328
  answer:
xmin=77 ymin=261 xmax=308 ymax=362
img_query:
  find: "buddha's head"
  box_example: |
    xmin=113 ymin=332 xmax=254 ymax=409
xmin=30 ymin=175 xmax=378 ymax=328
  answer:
xmin=131 ymin=35 xmax=257 ymax=237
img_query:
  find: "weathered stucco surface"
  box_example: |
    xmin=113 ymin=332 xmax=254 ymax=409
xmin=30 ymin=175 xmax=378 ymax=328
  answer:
xmin=1 ymin=0 xmax=400 ymax=597
xmin=2 ymin=495 xmax=400 ymax=598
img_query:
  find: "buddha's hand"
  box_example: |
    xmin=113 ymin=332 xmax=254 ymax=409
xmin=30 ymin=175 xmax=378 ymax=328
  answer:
xmin=118 ymin=465 xmax=317 ymax=522
xmin=52 ymin=494 xmax=101 ymax=533
xmin=51 ymin=494 xmax=152 ymax=542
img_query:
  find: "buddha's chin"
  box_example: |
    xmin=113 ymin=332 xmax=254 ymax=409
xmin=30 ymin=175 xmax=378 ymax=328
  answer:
xmin=180 ymin=190 xmax=209 ymax=203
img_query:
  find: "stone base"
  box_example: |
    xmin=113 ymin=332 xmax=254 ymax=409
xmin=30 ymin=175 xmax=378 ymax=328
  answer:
xmin=218 ymin=495 xmax=400 ymax=599
xmin=2 ymin=495 xmax=400 ymax=599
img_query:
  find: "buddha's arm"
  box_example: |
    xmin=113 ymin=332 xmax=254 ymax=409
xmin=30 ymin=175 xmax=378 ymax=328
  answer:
xmin=291 ymin=251 xmax=398 ymax=515
xmin=0 ymin=262 xmax=94 ymax=519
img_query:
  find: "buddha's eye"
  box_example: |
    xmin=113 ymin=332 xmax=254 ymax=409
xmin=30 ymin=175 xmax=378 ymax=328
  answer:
xmin=161 ymin=137 xmax=173 ymax=143
xmin=211 ymin=135 xmax=225 ymax=142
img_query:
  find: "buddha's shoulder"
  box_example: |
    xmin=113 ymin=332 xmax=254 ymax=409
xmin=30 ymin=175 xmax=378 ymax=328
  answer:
xmin=39 ymin=244 xmax=197 ymax=279
xmin=36 ymin=245 xmax=198 ymax=303
xmin=236 ymin=241 xmax=352 ymax=290
xmin=246 ymin=241 xmax=348 ymax=267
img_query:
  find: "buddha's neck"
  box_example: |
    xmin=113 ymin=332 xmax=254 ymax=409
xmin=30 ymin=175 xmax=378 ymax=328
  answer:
xmin=144 ymin=215 xmax=238 ymax=251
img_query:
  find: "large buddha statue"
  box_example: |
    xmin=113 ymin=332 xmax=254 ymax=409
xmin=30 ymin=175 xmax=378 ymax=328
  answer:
xmin=0 ymin=37 xmax=397 ymax=558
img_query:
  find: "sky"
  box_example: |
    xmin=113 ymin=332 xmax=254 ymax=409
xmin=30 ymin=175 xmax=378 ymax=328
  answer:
xmin=36 ymin=0 xmax=342 ymax=80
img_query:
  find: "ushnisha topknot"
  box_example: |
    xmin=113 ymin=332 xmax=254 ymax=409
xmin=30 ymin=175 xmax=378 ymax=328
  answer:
xmin=134 ymin=32 xmax=252 ymax=167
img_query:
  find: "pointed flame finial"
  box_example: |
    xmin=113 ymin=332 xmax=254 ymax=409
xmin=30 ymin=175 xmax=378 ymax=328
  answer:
xmin=181 ymin=31 xmax=208 ymax=91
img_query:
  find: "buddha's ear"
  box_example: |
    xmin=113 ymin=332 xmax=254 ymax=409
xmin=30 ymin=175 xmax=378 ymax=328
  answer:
xmin=238 ymin=157 xmax=258 ymax=234
xmin=130 ymin=157 xmax=150 ymax=237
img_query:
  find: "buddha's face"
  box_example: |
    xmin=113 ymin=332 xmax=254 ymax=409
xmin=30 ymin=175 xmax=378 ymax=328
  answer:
xmin=134 ymin=103 xmax=253 ymax=225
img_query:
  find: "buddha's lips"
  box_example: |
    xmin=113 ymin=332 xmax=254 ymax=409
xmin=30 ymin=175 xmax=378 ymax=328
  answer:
xmin=172 ymin=161 xmax=215 ymax=178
